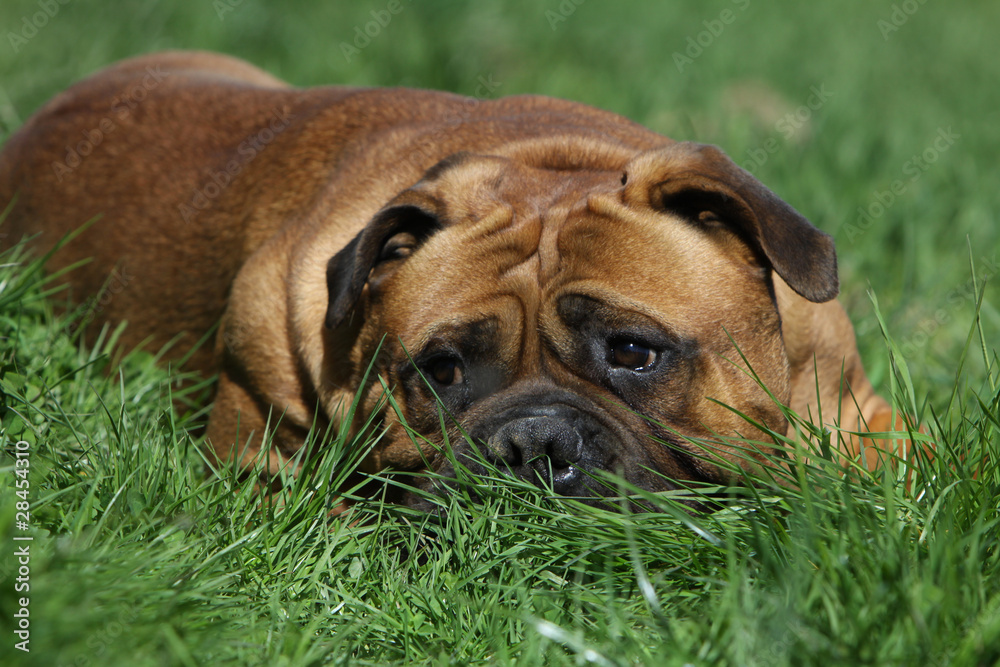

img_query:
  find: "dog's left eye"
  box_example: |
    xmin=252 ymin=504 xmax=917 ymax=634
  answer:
xmin=609 ymin=340 xmax=658 ymax=372
xmin=427 ymin=357 xmax=464 ymax=386
xmin=379 ymin=232 xmax=418 ymax=262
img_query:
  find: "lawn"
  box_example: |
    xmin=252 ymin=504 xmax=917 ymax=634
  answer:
xmin=1 ymin=1 xmax=998 ymax=665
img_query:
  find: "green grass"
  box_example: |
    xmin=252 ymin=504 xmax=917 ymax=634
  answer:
xmin=0 ymin=1 xmax=998 ymax=665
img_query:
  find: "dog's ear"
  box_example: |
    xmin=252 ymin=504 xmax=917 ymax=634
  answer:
xmin=623 ymin=142 xmax=838 ymax=303
xmin=325 ymin=190 xmax=443 ymax=329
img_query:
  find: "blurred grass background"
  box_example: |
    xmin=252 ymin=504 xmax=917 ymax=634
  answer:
xmin=0 ymin=1 xmax=998 ymax=666
xmin=1 ymin=0 xmax=996 ymax=400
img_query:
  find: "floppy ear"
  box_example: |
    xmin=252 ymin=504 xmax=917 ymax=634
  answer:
xmin=623 ymin=142 xmax=838 ymax=303
xmin=325 ymin=190 xmax=443 ymax=329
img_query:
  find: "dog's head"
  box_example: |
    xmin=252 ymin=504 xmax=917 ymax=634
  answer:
xmin=323 ymin=142 xmax=838 ymax=503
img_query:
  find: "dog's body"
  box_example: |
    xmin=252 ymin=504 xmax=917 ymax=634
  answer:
xmin=0 ymin=52 xmax=901 ymax=502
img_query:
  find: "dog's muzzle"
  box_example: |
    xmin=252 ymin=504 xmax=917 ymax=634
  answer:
xmin=468 ymin=400 xmax=621 ymax=496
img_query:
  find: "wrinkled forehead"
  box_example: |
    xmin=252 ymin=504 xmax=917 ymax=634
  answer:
xmin=553 ymin=192 xmax=766 ymax=324
xmin=416 ymin=152 xmax=622 ymax=222
xmin=379 ymin=156 xmax=771 ymax=345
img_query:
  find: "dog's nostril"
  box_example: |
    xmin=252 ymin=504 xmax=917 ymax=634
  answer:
xmin=486 ymin=426 xmax=519 ymax=465
xmin=545 ymin=428 xmax=584 ymax=468
xmin=486 ymin=416 xmax=583 ymax=469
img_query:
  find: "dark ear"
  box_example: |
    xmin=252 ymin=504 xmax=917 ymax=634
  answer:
xmin=624 ymin=142 xmax=839 ymax=303
xmin=325 ymin=192 xmax=442 ymax=329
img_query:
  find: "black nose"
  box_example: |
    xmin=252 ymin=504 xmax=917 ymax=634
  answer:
xmin=486 ymin=416 xmax=584 ymax=492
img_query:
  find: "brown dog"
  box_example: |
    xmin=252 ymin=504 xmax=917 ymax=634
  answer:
xmin=0 ymin=51 xmax=906 ymax=504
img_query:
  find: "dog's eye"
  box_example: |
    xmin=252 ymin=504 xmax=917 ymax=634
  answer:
xmin=609 ymin=340 xmax=657 ymax=371
xmin=379 ymin=232 xmax=418 ymax=262
xmin=427 ymin=357 xmax=464 ymax=386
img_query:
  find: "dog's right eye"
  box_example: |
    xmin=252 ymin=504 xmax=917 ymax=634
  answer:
xmin=608 ymin=339 xmax=658 ymax=372
xmin=427 ymin=357 xmax=464 ymax=386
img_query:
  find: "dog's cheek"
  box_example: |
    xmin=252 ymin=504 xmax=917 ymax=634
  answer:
xmin=683 ymin=350 xmax=790 ymax=472
xmin=356 ymin=377 xmax=446 ymax=474
xmin=372 ymin=425 xmax=435 ymax=472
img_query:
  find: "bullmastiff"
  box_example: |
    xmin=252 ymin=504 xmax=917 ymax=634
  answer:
xmin=0 ymin=51 xmax=909 ymax=505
